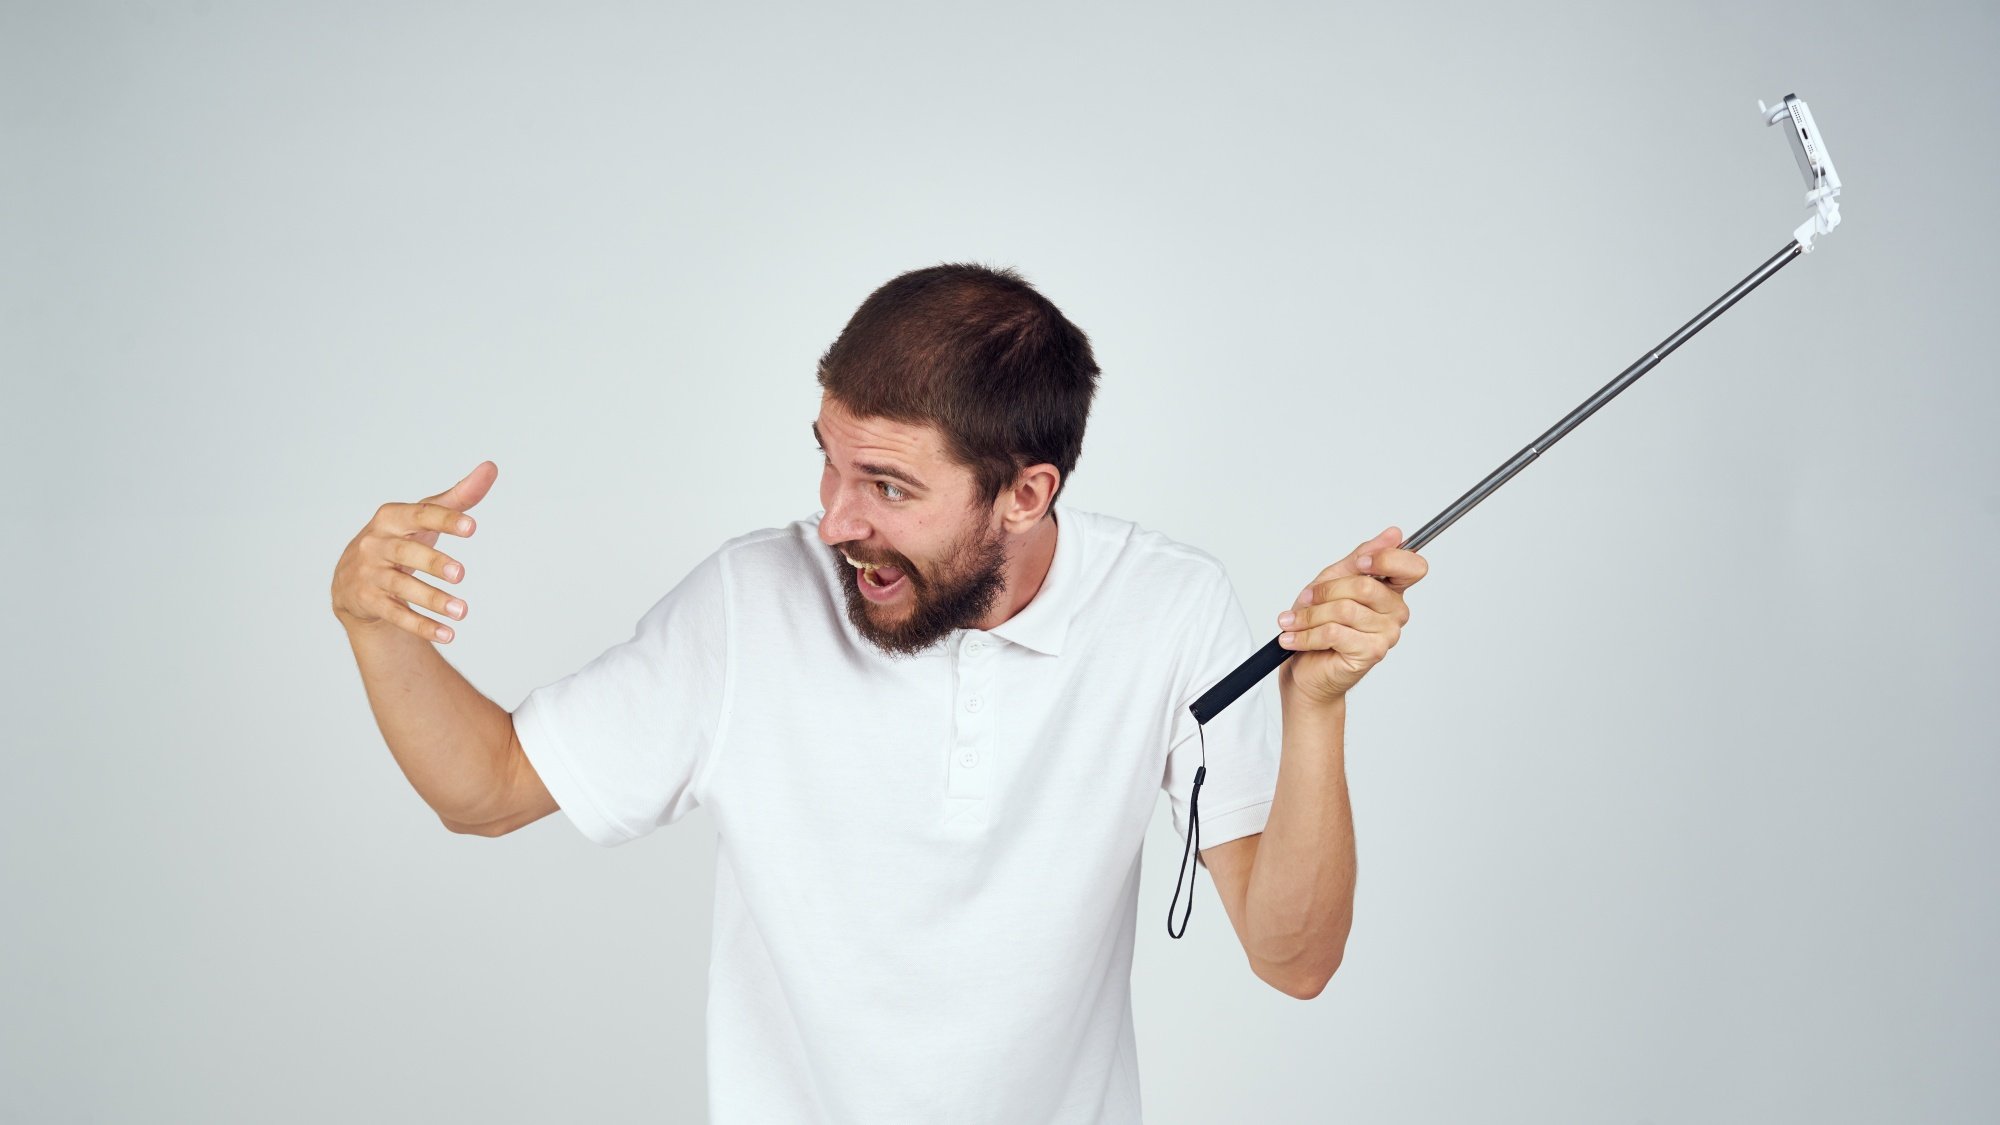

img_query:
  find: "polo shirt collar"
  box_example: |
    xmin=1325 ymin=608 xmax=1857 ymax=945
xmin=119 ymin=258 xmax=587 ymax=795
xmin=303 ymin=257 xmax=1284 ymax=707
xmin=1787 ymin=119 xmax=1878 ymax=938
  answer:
xmin=984 ymin=504 xmax=1078 ymax=657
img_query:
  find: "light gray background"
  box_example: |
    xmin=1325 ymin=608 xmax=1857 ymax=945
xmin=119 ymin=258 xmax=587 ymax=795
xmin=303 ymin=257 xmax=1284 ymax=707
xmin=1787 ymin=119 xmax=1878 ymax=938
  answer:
xmin=5 ymin=1 xmax=1996 ymax=1121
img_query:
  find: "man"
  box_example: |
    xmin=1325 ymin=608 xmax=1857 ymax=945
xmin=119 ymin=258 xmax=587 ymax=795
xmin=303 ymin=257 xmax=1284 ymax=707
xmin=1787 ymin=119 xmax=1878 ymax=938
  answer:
xmin=330 ymin=263 xmax=1427 ymax=1123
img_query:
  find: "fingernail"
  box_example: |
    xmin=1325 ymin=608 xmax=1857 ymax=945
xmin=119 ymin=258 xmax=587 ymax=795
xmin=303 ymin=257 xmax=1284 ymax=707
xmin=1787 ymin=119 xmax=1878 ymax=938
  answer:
xmin=1278 ymin=611 xmax=1296 ymax=627
xmin=1358 ymin=555 xmax=1372 ymax=570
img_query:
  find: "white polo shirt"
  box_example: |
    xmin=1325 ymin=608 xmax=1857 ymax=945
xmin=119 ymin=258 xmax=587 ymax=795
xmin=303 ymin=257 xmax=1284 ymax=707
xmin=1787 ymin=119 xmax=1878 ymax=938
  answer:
xmin=512 ymin=501 xmax=1282 ymax=1124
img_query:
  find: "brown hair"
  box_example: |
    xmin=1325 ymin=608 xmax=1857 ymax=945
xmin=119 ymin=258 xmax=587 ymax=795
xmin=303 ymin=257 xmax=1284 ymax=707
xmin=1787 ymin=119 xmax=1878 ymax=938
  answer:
xmin=815 ymin=262 xmax=1099 ymax=511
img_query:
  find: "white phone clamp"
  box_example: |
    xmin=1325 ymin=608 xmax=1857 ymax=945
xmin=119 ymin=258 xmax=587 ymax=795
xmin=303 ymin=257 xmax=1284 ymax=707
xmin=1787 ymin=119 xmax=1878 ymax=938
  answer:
xmin=1760 ymin=93 xmax=1843 ymax=251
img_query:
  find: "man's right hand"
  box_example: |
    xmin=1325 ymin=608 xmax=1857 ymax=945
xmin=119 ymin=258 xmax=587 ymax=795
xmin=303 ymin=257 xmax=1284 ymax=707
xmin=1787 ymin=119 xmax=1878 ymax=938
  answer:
xmin=331 ymin=461 xmax=497 ymax=644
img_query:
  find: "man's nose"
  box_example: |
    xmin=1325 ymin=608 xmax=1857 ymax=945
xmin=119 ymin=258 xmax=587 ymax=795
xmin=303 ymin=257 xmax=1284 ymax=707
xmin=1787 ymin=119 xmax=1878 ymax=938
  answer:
xmin=817 ymin=497 xmax=867 ymax=546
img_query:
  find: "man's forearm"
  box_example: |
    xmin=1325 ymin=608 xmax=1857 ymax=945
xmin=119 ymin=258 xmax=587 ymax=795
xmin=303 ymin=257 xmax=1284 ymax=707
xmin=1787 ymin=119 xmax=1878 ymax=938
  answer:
xmin=1244 ymin=675 xmax=1356 ymax=995
xmin=342 ymin=620 xmax=515 ymax=829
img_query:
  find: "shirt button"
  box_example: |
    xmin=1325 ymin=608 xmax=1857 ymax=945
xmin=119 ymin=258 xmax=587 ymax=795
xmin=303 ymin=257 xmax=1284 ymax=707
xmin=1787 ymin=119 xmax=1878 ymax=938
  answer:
xmin=965 ymin=640 xmax=985 ymax=653
xmin=965 ymin=696 xmax=983 ymax=713
xmin=959 ymin=750 xmax=980 ymax=768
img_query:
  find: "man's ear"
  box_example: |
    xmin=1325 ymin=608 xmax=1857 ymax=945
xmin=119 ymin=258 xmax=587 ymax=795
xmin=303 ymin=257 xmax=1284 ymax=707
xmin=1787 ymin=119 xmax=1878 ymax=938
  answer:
xmin=1001 ymin=463 xmax=1061 ymax=532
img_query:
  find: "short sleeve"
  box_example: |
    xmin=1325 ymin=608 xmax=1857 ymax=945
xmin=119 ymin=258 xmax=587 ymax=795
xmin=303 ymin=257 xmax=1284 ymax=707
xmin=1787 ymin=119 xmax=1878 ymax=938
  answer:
xmin=511 ymin=547 xmax=732 ymax=847
xmin=1161 ymin=565 xmax=1281 ymax=867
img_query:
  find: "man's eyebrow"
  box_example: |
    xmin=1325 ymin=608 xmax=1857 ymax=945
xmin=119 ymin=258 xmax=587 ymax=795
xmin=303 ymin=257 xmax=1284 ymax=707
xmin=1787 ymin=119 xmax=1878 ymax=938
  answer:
xmin=811 ymin=420 xmax=929 ymax=492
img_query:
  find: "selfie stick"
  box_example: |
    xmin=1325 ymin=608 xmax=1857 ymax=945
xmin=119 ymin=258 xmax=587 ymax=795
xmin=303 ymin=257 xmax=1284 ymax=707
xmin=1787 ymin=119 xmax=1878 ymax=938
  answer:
xmin=1188 ymin=93 xmax=1844 ymax=727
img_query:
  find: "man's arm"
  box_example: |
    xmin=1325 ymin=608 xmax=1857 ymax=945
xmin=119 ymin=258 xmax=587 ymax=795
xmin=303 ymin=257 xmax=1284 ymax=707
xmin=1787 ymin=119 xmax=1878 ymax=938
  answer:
xmin=342 ymin=618 xmax=548 ymax=834
xmin=1215 ymin=531 xmax=1421 ymax=996
xmin=1205 ymin=685 xmax=1355 ymax=1000
xmin=330 ymin=469 xmax=558 ymax=836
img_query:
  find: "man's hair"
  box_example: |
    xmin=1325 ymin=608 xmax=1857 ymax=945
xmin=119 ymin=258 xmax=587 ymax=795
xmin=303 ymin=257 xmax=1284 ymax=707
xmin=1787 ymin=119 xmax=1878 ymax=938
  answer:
xmin=816 ymin=262 xmax=1099 ymax=511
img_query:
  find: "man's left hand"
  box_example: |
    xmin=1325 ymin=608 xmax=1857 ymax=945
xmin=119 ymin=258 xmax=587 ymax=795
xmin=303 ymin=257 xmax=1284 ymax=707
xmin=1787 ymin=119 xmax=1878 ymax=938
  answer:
xmin=1275 ymin=526 xmax=1429 ymax=706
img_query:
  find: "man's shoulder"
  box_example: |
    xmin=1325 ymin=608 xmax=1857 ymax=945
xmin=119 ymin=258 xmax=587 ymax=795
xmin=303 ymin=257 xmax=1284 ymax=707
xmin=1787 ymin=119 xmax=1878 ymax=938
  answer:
xmin=1080 ymin=500 xmax=1232 ymax=580
xmin=1064 ymin=508 xmax=1240 ymax=667
xmin=715 ymin=519 xmax=811 ymax=558
xmin=703 ymin=516 xmax=828 ymax=578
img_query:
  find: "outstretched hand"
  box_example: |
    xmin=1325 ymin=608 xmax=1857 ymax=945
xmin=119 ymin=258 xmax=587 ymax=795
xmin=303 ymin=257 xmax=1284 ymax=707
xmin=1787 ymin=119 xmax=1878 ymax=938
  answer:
xmin=330 ymin=461 xmax=498 ymax=644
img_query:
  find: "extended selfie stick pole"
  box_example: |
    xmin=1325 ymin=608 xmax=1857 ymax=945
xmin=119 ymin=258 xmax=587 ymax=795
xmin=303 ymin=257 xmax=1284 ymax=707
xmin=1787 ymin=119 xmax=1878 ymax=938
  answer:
xmin=1187 ymin=93 xmax=1845 ymax=728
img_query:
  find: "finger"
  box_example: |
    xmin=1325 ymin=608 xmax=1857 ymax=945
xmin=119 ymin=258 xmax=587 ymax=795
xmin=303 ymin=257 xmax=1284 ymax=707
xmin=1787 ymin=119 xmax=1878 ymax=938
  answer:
xmin=382 ymin=536 xmax=465 ymax=584
xmin=417 ymin=501 xmax=475 ymax=537
xmin=1358 ymin=546 xmax=1427 ymax=590
xmin=423 ymin=461 xmax=499 ymax=512
xmin=387 ymin=568 xmax=468 ymax=623
xmin=377 ymin=594 xmax=458 ymax=643
xmin=1280 ymin=595 xmax=1397 ymax=637
xmin=1279 ymin=617 xmax=1390 ymax=661
xmin=1352 ymin=526 xmax=1402 ymax=566
xmin=1299 ymin=574 xmax=1405 ymax=616
xmin=381 ymin=500 xmax=476 ymax=537
xmin=1301 ymin=526 xmax=1406 ymax=594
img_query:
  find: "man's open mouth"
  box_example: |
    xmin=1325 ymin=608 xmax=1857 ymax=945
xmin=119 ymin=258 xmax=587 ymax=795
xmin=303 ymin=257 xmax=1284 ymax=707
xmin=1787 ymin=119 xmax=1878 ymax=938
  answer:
xmin=844 ymin=552 xmax=910 ymax=598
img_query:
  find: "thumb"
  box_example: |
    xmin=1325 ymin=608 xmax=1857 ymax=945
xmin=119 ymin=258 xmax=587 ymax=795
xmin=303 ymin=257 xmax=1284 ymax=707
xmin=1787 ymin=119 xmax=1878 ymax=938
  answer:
xmin=1310 ymin=526 xmax=1406 ymax=595
xmin=1349 ymin=526 xmax=1403 ymax=573
xmin=425 ymin=460 xmax=498 ymax=510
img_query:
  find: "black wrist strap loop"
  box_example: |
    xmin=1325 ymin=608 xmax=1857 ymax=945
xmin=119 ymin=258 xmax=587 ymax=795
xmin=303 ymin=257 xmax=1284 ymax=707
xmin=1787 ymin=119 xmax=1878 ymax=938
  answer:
xmin=1167 ymin=723 xmax=1208 ymax=939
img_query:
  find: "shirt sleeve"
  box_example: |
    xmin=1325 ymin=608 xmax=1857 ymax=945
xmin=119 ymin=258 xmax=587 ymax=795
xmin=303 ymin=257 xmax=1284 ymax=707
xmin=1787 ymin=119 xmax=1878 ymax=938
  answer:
xmin=1161 ymin=564 xmax=1282 ymax=868
xmin=510 ymin=546 xmax=732 ymax=847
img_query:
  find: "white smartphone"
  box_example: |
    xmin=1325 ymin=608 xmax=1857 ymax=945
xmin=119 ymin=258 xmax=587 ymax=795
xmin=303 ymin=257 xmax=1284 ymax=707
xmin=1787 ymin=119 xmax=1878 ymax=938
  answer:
xmin=1775 ymin=93 xmax=1840 ymax=192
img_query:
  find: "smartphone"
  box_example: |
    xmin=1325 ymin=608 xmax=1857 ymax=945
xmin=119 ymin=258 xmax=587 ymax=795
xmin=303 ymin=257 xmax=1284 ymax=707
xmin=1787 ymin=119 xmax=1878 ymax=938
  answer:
xmin=1775 ymin=93 xmax=1840 ymax=192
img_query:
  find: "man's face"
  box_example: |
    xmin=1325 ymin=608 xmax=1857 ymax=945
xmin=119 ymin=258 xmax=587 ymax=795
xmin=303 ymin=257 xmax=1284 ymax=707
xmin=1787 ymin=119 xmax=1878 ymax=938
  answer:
xmin=814 ymin=395 xmax=1010 ymax=657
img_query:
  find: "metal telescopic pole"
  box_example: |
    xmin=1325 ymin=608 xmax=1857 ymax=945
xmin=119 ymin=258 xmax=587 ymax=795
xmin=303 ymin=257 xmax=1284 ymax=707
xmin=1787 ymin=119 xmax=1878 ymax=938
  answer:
xmin=1187 ymin=238 xmax=1807 ymax=726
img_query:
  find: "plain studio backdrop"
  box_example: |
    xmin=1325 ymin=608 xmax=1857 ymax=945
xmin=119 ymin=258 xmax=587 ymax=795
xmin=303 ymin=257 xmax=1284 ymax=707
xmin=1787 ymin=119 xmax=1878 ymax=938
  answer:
xmin=5 ymin=1 xmax=1997 ymax=1121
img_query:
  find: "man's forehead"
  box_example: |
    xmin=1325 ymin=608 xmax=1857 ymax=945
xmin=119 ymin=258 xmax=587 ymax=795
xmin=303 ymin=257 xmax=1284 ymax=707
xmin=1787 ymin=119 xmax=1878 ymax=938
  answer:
xmin=814 ymin=399 xmax=946 ymax=460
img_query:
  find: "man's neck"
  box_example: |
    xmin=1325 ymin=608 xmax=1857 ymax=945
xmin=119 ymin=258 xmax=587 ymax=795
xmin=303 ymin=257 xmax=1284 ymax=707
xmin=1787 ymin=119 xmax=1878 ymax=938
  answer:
xmin=971 ymin=509 xmax=1058 ymax=631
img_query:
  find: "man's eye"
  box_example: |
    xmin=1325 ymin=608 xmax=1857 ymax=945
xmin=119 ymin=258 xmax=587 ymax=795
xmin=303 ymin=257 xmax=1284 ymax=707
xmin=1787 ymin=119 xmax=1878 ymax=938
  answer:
xmin=818 ymin=451 xmax=904 ymax=502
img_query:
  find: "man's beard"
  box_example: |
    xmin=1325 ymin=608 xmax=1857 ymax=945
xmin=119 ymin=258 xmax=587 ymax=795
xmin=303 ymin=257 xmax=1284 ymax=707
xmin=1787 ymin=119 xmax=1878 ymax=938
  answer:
xmin=831 ymin=515 xmax=1009 ymax=658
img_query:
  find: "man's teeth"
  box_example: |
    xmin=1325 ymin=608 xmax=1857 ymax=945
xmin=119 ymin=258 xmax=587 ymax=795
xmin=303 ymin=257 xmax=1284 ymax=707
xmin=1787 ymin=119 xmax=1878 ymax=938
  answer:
xmin=843 ymin=553 xmax=907 ymax=590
